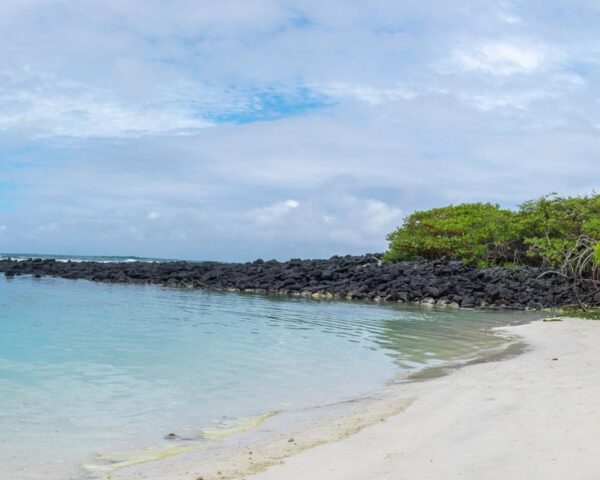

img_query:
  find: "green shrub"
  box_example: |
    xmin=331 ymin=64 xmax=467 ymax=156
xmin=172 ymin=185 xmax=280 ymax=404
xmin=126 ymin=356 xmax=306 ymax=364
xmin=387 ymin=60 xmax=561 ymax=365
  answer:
xmin=383 ymin=203 xmax=515 ymax=265
xmin=514 ymin=194 xmax=600 ymax=267
xmin=385 ymin=193 xmax=600 ymax=271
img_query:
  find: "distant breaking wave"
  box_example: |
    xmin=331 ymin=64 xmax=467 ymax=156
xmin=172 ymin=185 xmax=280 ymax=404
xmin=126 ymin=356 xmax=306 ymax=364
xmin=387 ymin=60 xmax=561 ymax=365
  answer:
xmin=0 ymin=253 xmax=179 ymax=263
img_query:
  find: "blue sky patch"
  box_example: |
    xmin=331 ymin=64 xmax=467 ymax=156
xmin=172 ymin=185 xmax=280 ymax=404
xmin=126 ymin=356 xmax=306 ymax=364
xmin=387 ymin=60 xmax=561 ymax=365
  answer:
xmin=0 ymin=181 xmax=18 ymax=213
xmin=210 ymin=87 xmax=334 ymax=124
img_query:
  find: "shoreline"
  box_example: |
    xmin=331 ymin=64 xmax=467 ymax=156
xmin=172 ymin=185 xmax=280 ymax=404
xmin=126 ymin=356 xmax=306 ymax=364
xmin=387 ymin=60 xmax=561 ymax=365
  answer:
xmin=107 ymin=320 xmax=528 ymax=480
xmin=1 ymin=274 xmax=542 ymax=480
xmin=110 ymin=317 xmax=600 ymax=480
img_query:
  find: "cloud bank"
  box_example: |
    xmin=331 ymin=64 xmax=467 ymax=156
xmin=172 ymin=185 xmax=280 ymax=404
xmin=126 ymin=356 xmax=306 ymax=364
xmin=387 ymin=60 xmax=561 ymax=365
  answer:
xmin=1 ymin=1 xmax=599 ymax=260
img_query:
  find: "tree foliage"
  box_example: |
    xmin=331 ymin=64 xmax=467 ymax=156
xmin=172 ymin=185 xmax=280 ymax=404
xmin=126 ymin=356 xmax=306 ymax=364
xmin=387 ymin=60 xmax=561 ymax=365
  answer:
xmin=514 ymin=194 xmax=600 ymax=268
xmin=383 ymin=203 xmax=514 ymax=266
xmin=385 ymin=194 xmax=600 ymax=272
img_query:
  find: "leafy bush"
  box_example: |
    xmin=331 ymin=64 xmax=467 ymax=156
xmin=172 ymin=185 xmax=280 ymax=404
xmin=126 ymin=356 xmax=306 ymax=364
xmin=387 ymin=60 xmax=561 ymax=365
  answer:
xmin=513 ymin=194 xmax=600 ymax=267
xmin=383 ymin=203 xmax=515 ymax=265
xmin=385 ymin=194 xmax=600 ymax=271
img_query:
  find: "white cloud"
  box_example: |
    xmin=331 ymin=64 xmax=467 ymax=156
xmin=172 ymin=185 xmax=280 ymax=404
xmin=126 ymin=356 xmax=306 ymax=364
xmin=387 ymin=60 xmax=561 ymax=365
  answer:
xmin=0 ymin=69 xmax=215 ymax=138
xmin=320 ymin=83 xmax=416 ymax=105
xmin=498 ymin=12 xmax=521 ymax=25
xmin=284 ymin=199 xmax=300 ymax=208
xmin=248 ymin=199 xmax=300 ymax=225
xmin=35 ymin=222 xmax=60 ymax=235
xmin=1 ymin=1 xmax=600 ymax=260
xmin=244 ymin=192 xmax=403 ymax=251
xmin=362 ymin=200 xmax=403 ymax=233
xmin=452 ymin=40 xmax=550 ymax=76
xmin=496 ymin=0 xmax=522 ymax=25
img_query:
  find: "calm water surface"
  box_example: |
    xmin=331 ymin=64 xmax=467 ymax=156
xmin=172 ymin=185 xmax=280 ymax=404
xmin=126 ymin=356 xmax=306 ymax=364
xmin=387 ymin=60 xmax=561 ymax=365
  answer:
xmin=0 ymin=275 xmax=540 ymax=479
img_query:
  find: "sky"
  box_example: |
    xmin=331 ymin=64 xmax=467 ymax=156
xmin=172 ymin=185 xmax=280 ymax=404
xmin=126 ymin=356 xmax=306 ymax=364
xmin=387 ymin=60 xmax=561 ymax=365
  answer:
xmin=1 ymin=1 xmax=600 ymax=261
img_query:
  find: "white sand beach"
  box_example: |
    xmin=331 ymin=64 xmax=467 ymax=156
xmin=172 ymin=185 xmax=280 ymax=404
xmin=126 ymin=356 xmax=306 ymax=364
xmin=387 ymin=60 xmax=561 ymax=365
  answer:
xmin=115 ymin=318 xmax=600 ymax=480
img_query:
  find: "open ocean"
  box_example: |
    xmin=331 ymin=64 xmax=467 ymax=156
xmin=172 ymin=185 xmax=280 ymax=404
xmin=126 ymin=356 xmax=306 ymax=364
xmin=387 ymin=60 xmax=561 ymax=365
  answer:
xmin=0 ymin=256 xmax=542 ymax=479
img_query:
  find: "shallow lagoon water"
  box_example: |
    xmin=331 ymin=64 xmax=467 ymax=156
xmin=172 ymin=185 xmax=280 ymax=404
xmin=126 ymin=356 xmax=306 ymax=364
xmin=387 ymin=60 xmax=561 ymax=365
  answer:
xmin=0 ymin=275 xmax=541 ymax=479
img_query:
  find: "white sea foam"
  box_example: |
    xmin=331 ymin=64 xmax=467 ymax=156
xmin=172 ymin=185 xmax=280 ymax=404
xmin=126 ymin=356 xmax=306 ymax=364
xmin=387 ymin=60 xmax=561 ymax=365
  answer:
xmin=0 ymin=252 xmax=177 ymax=263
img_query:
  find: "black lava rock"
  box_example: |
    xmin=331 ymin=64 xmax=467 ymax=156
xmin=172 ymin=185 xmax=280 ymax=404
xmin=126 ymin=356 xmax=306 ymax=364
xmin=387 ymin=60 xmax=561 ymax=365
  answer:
xmin=0 ymin=255 xmax=589 ymax=310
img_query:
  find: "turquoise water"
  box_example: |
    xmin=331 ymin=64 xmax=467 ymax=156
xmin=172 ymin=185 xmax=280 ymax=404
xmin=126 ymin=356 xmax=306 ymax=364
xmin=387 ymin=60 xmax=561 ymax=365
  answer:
xmin=0 ymin=274 xmax=538 ymax=479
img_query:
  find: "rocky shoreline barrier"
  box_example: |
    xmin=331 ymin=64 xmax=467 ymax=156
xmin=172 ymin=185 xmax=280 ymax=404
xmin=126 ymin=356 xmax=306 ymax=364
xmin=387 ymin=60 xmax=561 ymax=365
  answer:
xmin=0 ymin=255 xmax=589 ymax=310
